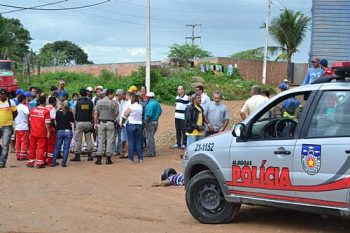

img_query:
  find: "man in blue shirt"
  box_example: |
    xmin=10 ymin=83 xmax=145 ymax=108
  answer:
xmin=144 ymin=92 xmax=162 ymax=157
xmin=303 ymin=57 xmax=324 ymax=85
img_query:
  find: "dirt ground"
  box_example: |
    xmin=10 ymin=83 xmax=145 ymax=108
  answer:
xmin=0 ymin=101 xmax=349 ymax=233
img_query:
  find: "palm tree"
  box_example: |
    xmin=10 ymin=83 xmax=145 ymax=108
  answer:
xmin=168 ymin=43 xmax=212 ymax=60
xmin=266 ymin=9 xmax=311 ymax=80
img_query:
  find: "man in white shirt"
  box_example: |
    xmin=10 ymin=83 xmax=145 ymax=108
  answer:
xmin=196 ymin=85 xmax=211 ymax=109
xmin=172 ymin=86 xmax=190 ymax=149
xmin=14 ymin=94 xmax=30 ymax=161
xmin=240 ymin=85 xmax=269 ymax=120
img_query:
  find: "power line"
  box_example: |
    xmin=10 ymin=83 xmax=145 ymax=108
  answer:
xmin=0 ymin=0 xmax=111 ymax=11
xmin=1 ymin=0 xmax=68 ymax=14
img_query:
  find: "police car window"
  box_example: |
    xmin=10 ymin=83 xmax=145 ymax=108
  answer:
xmin=307 ymin=91 xmax=350 ymax=138
xmin=250 ymin=93 xmax=308 ymax=140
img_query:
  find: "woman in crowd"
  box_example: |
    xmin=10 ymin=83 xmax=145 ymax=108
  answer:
xmin=121 ymin=93 xmax=143 ymax=163
xmin=51 ymin=101 xmax=75 ymax=167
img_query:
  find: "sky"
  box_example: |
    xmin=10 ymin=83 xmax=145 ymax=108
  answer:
xmin=1 ymin=0 xmax=312 ymax=64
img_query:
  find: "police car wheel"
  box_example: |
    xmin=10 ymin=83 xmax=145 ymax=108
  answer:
xmin=186 ymin=170 xmax=240 ymax=224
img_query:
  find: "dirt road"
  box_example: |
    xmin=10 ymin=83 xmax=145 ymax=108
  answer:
xmin=0 ymin=102 xmax=349 ymax=233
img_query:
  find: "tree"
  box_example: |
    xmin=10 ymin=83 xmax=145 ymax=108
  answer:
xmin=39 ymin=40 xmax=93 ymax=67
xmin=0 ymin=15 xmax=31 ymax=61
xmin=168 ymin=43 xmax=212 ymax=60
xmin=230 ymin=48 xmax=265 ymax=60
xmin=264 ymin=9 xmax=310 ymax=80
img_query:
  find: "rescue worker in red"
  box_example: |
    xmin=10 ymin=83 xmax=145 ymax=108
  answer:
xmin=319 ymin=59 xmax=335 ymax=77
xmin=27 ymin=96 xmax=51 ymax=168
xmin=45 ymin=97 xmax=57 ymax=165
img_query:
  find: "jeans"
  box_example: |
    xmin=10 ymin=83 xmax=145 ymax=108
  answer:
xmin=175 ymin=118 xmax=187 ymax=147
xmin=126 ymin=123 xmax=143 ymax=161
xmin=52 ymin=130 xmax=73 ymax=166
xmin=187 ymin=135 xmax=204 ymax=147
xmin=145 ymin=121 xmax=158 ymax=156
xmin=0 ymin=126 xmax=14 ymax=166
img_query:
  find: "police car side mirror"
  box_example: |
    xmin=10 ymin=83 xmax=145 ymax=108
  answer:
xmin=232 ymin=123 xmax=246 ymax=140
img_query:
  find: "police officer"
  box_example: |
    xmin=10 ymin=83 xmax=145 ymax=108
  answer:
xmin=94 ymin=89 xmax=118 ymax=165
xmin=71 ymin=89 xmax=94 ymax=162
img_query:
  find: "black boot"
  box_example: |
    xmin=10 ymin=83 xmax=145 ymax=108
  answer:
xmin=95 ymin=155 xmax=102 ymax=165
xmin=70 ymin=154 xmax=81 ymax=161
xmin=87 ymin=153 xmax=93 ymax=161
xmin=106 ymin=156 xmax=113 ymax=165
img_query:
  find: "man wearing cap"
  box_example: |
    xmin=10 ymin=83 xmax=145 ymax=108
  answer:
xmin=0 ymin=88 xmax=18 ymax=168
xmin=92 ymin=86 xmax=103 ymax=106
xmin=319 ymin=59 xmax=335 ymax=77
xmin=13 ymin=89 xmax=24 ymax=105
xmin=94 ymin=89 xmax=118 ymax=165
xmin=278 ymin=79 xmax=290 ymax=92
xmin=57 ymin=80 xmax=68 ymax=99
xmin=86 ymin=87 xmax=93 ymax=99
xmin=71 ymin=89 xmax=94 ymax=162
xmin=144 ymin=92 xmax=162 ymax=157
xmin=303 ymin=57 xmax=324 ymax=85
xmin=128 ymin=85 xmax=138 ymax=93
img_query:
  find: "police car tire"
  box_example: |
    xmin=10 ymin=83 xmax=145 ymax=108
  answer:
xmin=186 ymin=170 xmax=240 ymax=224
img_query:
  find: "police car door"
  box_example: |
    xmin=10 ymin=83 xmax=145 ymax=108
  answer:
xmin=294 ymin=90 xmax=350 ymax=209
xmin=228 ymin=91 xmax=312 ymax=202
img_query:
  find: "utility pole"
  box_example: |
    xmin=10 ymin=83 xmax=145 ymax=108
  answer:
xmin=262 ymin=0 xmax=271 ymax=85
xmin=186 ymin=24 xmax=201 ymax=46
xmin=145 ymin=0 xmax=151 ymax=92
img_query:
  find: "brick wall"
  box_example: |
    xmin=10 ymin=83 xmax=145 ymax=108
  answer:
xmin=38 ymin=61 xmax=162 ymax=77
xmin=195 ymin=57 xmax=308 ymax=86
xmin=38 ymin=58 xmax=308 ymax=86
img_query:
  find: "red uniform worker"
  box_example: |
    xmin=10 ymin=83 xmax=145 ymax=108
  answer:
xmin=27 ymin=96 xmax=51 ymax=168
xmin=45 ymin=97 xmax=57 ymax=165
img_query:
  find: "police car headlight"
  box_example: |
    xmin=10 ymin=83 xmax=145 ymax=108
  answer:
xmin=183 ymin=150 xmax=189 ymax=160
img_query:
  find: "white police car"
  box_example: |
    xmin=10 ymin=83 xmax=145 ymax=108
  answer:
xmin=183 ymin=62 xmax=350 ymax=224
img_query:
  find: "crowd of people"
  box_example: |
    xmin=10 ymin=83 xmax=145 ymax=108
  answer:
xmin=0 ymin=57 xmax=333 ymax=169
xmin=0 ymin=80 xmax=163 ymax=168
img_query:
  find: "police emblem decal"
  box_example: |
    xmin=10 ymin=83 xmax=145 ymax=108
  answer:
xmin=301 ymin=144 xmax=321 ymax=175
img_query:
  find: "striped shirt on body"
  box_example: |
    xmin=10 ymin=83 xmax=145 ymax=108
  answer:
xmin=175 ymin=95 xmax=189 ymax=120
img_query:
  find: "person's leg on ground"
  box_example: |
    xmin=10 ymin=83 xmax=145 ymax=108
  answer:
xmin=51 ymin=130 xmax=64 ymax=166
xmin=61 ymin=130 xmax=73 ymax=167
xmin=126 ymin=124 xmax=135 ymax=162
xmin=20 ymin=130 xmax=29 ymax=160
xmin=180 ymin=119 xmax=187 ymax=148
xmin=95 ymin=122 xmax=106 ymax=165
xmin=36 ymin=137 xmax=47 ymax=168
xmin=0 ymin=126 xmax=14 ymax=167
xmin=15 ymin=130 xmax=21 ymax=160
xmin=174 ymin=118 xmax=181 ymax=148
xmin=105 ymin=122 xmax=115 ymax=164
xmin=84 ymin=123 xmax=93 ymax=161
xmin=27 ymin=135 xmax=38 ymax=167
xmin=135 ymin=124 xmax=143 ymax=162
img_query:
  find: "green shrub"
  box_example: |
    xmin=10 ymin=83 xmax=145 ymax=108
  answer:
xmin=17 ymin=66 xmax=275 ymax=102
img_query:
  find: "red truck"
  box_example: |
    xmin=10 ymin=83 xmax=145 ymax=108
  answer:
xmin=0 ymin=60 xmax=19 ymax=95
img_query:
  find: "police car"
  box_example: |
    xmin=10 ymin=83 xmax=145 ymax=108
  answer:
xmin=183 ymin=62 xmax=350 ymax=224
